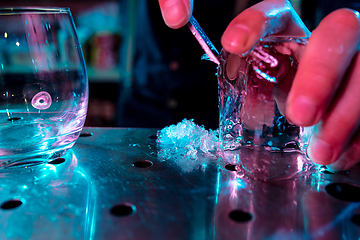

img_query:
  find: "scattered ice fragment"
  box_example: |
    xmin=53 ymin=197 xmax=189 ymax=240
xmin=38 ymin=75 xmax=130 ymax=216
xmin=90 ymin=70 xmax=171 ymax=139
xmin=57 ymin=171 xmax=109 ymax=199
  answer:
xmin=201 ymin=53 xmax=210 ymax=61
xmin=157 ymin=119 xmax=220 ymax=172
xmin=33 ymin=176 xmax=40 ymax=184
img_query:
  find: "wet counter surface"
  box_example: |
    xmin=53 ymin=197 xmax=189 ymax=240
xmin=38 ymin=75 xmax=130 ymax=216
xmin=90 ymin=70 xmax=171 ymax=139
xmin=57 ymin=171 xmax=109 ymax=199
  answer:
xmin=1 ymin=127 xmax=360 ymax=240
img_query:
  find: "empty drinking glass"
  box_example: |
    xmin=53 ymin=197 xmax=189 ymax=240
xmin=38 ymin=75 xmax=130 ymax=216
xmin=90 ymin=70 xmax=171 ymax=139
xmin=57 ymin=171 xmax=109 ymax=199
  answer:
xmin=0 ymin=7 xmax=88 ymax=167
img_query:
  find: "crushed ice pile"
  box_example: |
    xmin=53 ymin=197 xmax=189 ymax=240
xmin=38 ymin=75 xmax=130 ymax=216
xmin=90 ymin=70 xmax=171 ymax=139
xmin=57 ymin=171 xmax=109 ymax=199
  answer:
xmin=157 ymin=119 xmax=220 ymax=172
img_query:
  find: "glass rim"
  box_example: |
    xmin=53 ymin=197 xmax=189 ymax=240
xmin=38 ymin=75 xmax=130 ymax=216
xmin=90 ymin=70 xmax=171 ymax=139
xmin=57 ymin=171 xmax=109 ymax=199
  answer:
xmin=0 ymin=7 xmax=70 ymax=15
xmin=260 ymin=35 xmax=310 ymax=43
xmin=220 ymin=35 xmax=309 ymax=57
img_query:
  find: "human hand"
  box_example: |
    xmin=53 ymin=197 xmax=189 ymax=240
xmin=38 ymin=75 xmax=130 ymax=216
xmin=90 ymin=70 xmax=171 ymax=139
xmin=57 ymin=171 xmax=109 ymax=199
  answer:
xmin=159 ymin=0 xmax=360 ymax=171
xmin=225 ymin=1 xmax=360 ymax=171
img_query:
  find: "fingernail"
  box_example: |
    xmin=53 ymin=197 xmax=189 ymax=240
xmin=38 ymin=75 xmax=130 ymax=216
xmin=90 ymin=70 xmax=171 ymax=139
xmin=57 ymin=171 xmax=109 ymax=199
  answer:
xmin=162 ymin=0 xmax=188 ymax=28
xmin=222 ymin=24 xmax=250 ymax=52
xmin=287 ymin=96 xmax=317 ymax=126
xmin=307 ymin=136 xmax=334 ymax=165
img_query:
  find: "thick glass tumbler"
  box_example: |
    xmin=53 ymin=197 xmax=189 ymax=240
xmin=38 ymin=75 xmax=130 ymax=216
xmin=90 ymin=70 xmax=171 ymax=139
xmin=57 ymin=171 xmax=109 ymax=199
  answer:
xmin=218 ymin=37 xmax=314 ymax=180
xmin=0 ymin=7 xmax=88 ymax=167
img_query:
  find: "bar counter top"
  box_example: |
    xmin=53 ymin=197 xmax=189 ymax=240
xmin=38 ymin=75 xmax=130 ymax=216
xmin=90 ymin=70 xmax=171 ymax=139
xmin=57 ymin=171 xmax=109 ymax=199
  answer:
xmin=1 ymin=127 xmax=360 ymax=240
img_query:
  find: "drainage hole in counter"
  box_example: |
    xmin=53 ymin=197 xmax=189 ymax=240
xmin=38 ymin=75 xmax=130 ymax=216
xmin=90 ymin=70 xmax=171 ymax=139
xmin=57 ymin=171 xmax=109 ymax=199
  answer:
xmin=111 ymin=203 xmax=136 ymax=217
xmin=132 ymin=160 xmax=153 ymax=168
xmin=229 ymin=209 xmax=252 ymax=223
xmin=49 ymin=158 xmax=66 ymax=165
xmin=325 ymin=183 xmax=360 ymax=202
xmin=7 ymin=117 xmax=23 ymax=122
xmin=79 ymin=132 xmax=93 ymax=137
xmin=225 ymin=164 xmax=240 ymax=172
xmin=1 ymin=199 xmax=23 ymax=210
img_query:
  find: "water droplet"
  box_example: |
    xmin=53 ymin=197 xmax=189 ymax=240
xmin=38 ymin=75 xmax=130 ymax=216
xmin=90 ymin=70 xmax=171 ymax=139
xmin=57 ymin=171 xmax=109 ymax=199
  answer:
xmin=31 ymin=91 xmax=52 ymax=110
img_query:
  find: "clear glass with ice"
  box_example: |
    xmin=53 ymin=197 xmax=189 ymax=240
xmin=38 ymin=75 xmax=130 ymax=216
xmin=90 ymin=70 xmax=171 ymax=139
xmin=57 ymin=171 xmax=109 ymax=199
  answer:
xmin=0 ymin=7 xmax=88 ymax=167
xmin=217 ymin=36 xmax=314 ymax=180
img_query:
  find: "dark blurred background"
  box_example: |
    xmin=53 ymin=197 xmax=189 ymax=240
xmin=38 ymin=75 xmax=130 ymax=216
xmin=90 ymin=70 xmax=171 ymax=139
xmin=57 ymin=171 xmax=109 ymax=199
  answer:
xmin=0 ymin=0 xmax=127 ymax=127
xmin=0 ymin=0 xmax=359 ymax=128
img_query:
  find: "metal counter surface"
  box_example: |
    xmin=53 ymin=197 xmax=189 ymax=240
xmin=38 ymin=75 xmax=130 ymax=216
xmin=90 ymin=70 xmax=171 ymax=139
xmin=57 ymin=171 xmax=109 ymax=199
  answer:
xmin=1 ymin=127 xmax=360 ymax=240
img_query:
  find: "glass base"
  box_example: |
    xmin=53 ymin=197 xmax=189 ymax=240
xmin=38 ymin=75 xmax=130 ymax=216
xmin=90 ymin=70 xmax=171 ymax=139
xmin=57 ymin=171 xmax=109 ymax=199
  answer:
xmin=221 ymin=146 xmax=315 ymax=181
xmin=0 ymin=145 xmax=73 ymax=169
